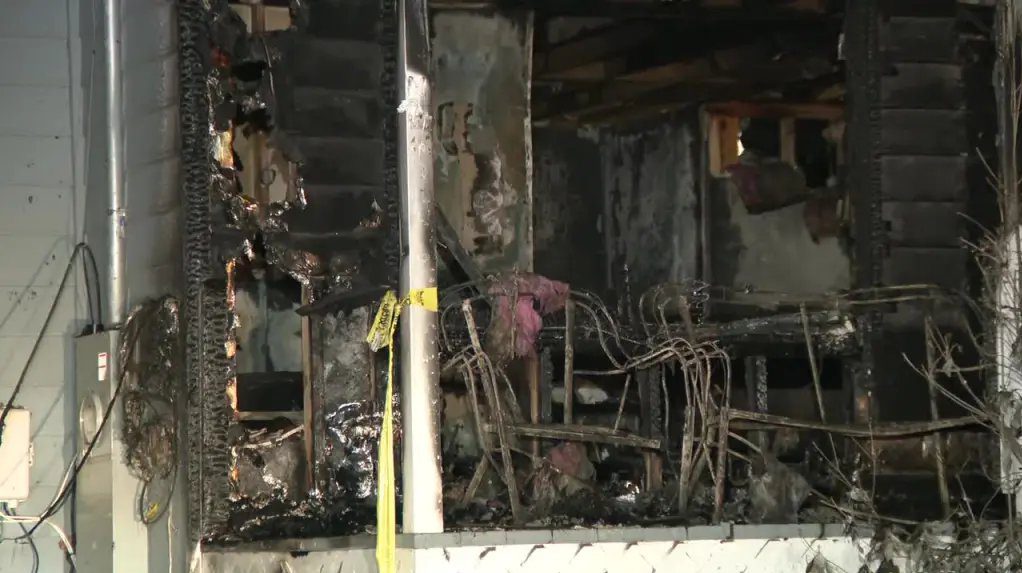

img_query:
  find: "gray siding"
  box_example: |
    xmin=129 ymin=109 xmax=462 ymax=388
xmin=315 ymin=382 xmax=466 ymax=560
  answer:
xmin=121 ymin=0 xmax=181 ymax=306
xmin=0 ymin=1 xmax=86 ymax=571
xmin=80 ymin=0 xmax=184 ymax=570
xmin=0 ymin=0 xmax=182 ymax=570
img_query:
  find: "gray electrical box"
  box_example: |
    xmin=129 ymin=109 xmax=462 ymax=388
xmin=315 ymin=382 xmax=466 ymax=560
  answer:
xmin=74 ymin=330 xmax=150 ymax=572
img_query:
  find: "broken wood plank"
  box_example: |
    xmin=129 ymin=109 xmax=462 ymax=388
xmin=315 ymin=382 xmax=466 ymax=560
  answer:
xmin=484 ymin=422 xmax=662 ymax=450
xmin=526 ymin=353 xmax=542 ymax=462
xmin=563 ymin=299 xmax=576 ymax=425
xmin=637 ymin=367 xmax=665 ymax=489
xmin=461 ymin=456 xmax=490 ymax=506
xmin=726 ymin=409 xmax=984 ymax=438
xmin=301 ymin=286 xmax=317 ymax=491
xmin=779 ymin=117 xmax=797 ymax=166
xmin=536 ymin=21 xmax=659 ymax=77
xmin=540 ymin=347 xmax=554 ymax=425
xmin=705 ymin=100 xmax=844 ymax=120
xmin=462 ymin=301 xmax=524 ymax=522
xmin=709 ymin=115 xmax=741 ymax=176
xmin=436 ymin=206 xmax=484 ymax=286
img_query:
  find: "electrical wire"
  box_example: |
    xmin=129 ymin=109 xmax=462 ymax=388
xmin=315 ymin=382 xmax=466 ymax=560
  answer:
xmin=0 ymin=504 xmax=38 ymax=573
xmin=0 ymin=512 xmax=75 ymax=569
xmin=20 ymin=300 xmax=154 ymax=540
xmin=0 ymin=242 xmax=100 ymax=446
xmin=80 ymin=242 xmax=103 ymax=332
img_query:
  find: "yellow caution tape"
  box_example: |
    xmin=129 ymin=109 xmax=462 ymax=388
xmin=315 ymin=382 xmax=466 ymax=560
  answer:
xmin=368 ymin=287 xmax=438 ymax=573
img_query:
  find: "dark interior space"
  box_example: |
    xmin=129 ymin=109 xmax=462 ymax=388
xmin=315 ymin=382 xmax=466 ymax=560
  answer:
xmin=175 ymin=0 xmax=1004 ymax=548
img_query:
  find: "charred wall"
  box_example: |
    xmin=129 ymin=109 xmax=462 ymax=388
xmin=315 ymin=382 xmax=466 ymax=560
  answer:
xmin=530 ymin=112 xmax=702 ymax=300
xmin=180 ymin=0 xmax=401 ymax=543
xmin=708 ymin=176 xmax=851 ymax=296
xmin=533 ymin=127 xmax=606 ymax=294
xmin=600 ymin=111 xmax=701 ymax=300
xmin=433 ymin=10 xmax=534 ymax=274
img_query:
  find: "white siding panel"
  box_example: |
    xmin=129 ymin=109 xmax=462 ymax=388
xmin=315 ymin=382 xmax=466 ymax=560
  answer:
xmin=0 ymin=236 xmax=74 ymax=287
xmin=2 ymin=385 xmax=66 ymax=437
xmin=24 ymin=435 xmax=72 ymax=488
xmin=0 ymin=87 xmax=71 ymax=135
xmin=123 ymin=49 xmax=178 ymax=111
xmin=0 ymin=336 xmax=69 ymax=390
xmin=124 ymin=156 xmax=179 ymax=212
xmin=0 ymin=0 xmax=70 ymax=39
xmin=0 ymin=541 xmax=67 ymax=572
xmin=124 ymin=104 xmax=179 ymax=168
xmin=0 ymin=2 xmax=81 ymax=572
xmin=0 ymin=136 xmax=73 ymax=186
xmin=0 ymin=286 xmax=78 ymax=336
xmin=0 ymin=186 xmax=74 ymax=237
xmin=0 ymin=39 xmax=70 ymax=86
xmin=122 ymin=0 xmax=176 ymax=67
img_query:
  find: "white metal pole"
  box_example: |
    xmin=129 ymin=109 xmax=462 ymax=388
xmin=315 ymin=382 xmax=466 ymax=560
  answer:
xmin=397 ymin=0 xmax=444 ymax=534
xmin=104 ymin=0 xmax=126 ymax=325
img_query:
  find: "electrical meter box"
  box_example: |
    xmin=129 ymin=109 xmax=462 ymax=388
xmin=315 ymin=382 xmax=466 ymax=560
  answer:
xmin=0 ymin=408 xmax=31 ymax=503
xmin=75 ymin=330 xmax=149 ymax=573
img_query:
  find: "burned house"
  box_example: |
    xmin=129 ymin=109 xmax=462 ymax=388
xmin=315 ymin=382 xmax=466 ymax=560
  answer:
xmin=0 ymin=0 xmax=1019 ymax=571
xmin=186 ymin=0 xmax=1004 ymax=556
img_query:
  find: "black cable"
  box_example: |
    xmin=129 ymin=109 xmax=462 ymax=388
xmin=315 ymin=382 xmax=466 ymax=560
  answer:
xmin=77 ymin=242 xmax=104 ymax=333
xmin=0 ymin=243 xmax=90 ymax=445
xmin=1 ymin=504 xmax=39 ymax=573
xmin=22 ymin=304 xmax=153 ymax=538
xmin=68 ymin=478 xmax=77 ymax=570
xmin=79 ymin=253 xmax=96 ymax=333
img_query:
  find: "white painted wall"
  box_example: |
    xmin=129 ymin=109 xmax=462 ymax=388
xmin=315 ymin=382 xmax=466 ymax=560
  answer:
xmin=0 ymin=0 xmax=183 ymax=570
xmin=0 ymin=1 xmax=89 ymax=571
xmin=200 ymin=526 xmax=874 ymax=573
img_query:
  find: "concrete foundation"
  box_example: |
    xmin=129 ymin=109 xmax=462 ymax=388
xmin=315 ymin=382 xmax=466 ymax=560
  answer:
xmin=200 ymin=524 xmax=872 ymax=572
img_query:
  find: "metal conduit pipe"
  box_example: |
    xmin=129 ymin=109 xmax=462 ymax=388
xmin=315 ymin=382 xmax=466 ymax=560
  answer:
xmin=104 ymin=0 xmax=126 ymax=325
xmin=397 ymin=0 xmax=445 ymax=533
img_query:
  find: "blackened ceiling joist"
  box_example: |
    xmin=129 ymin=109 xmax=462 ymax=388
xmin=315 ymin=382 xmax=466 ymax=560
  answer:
xmin=533 ymin=24 xmax=839 ymax=123
xmin=432 ymin=0 xmax=834 ymax=18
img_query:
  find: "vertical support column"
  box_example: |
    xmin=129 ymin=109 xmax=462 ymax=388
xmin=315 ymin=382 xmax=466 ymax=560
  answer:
xmin=744 ymin=356 xmax=768 ymax=452
xmin=563 ymin=300 xmax=576 ymax=424
xmin=300 ymin=287 xmax=317 ymax=491
xmin=844 ymin=0 xmax=881 ymax=424
xmin=995 ymin=1 xmax=1022 ymax=514
xmin=104 ymin=0 xmax=125 ymax=325
xmin=398 ymin=0 xmax=444 ymax=534
xmin=539 ymin=348 xmax=553 ymax=424
xmin=638 ymin=367 xmax=664 ymax=490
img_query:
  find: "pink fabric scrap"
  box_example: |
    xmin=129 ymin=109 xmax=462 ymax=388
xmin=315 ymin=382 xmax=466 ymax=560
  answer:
xmin=490 ymin=274 xmax=570 ymax=358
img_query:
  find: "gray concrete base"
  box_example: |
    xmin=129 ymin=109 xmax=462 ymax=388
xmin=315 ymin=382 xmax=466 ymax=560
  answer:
xmin=200 ymin=524 xmax=874 ymax=572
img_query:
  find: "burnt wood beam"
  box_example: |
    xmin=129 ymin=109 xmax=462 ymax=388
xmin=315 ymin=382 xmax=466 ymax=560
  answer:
xmin=536 ymin=21 xmax=661 ymax=79
xmin=703 ymin=100 xmax=844 ymax=120
xmin=536 ymin=45 xmax=836 ymax=123
xmin=535 ymin=18 xmax=836 ymax=83
xmin=432 ymin=0 xmax=832 ymax=18
xmin=534 ymin=21 xmax=837 ymax=121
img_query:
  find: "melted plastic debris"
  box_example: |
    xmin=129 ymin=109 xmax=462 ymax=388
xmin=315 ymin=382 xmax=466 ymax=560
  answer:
xmin=293 ymin=175 xmax=307 ymax=209
xmin=327 ymin=252 xmax=362 ymax=291
xmin=325 ymin=400 xmax=383 ymax=501
xmin=748 ymin=453 xmax=811 ymax=523
xmin=221 ymin=398 xmax=387 ymax=542
xmin=231 ymin=424 xmax=306 ymax=502
xmin=265 ymin=244 xmax=323 ymax=286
